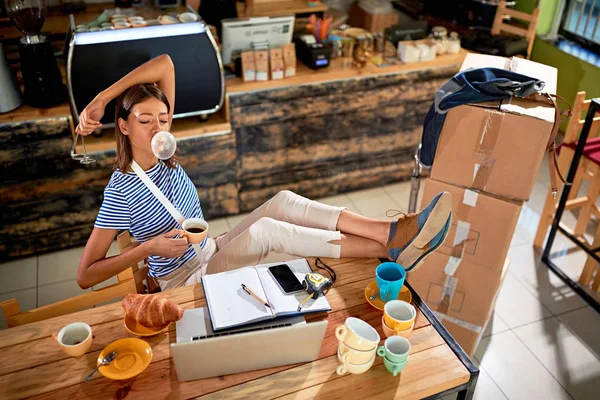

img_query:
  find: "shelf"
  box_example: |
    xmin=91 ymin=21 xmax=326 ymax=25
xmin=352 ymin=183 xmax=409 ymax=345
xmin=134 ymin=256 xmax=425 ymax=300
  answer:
xmin=248 ymin=0 xmax=328 ymax=17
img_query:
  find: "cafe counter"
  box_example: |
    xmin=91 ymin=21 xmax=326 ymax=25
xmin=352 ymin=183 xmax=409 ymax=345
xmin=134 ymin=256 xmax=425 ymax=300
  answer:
xmin=0 ymin=50 xmax=466 ymax=261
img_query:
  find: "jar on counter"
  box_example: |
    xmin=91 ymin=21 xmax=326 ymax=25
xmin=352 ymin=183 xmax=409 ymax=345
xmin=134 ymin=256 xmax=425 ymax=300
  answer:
xmin=429 ymin=26 xmax=448 ymax=55
xmin=329 ymin=35 xmax=342 ymax=59
xmin=447 ymin=32 xmax=461 ymax=54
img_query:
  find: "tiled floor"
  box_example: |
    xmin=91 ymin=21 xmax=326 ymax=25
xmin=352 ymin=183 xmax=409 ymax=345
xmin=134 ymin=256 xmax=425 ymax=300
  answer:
xmin=1 ymin=158 xmax=599 ymax=399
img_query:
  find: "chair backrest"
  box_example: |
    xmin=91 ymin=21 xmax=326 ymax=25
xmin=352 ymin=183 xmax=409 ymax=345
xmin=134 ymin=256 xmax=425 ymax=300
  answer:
xmin=0 ymin=232 xmax=152 ymax=328
xmin=0 ymin=279 xmax=138 ymax=328
xmin=116 ymin=231 xmax=160 ymax=294
xmin=564 ymin=91 xmax=600 ymax=144
xmin=491 ymin=0 xmax=540 ymax=59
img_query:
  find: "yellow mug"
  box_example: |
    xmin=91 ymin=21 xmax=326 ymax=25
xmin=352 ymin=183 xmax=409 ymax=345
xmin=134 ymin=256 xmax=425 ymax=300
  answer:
xmin=335 ymin=317 xmax=380 ymax=351
xmin=181 ymin=218 xmax=209 ymax=244
xmin=384 ymin=300 xmax=416 ymax=332
xmin=52 ymin=322 xmax=93 ymax=357
xmin=336 ymin=349 xmax=376 ymax=375
xmin=338 ymin=341 xmax=377 ymax=365
xmin=382 ymin=316 xmax=414 ymax=338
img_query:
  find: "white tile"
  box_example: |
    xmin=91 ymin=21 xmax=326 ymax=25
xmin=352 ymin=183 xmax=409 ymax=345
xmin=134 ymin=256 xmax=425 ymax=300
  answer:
xmin=315 ymin=193 xmax=361 ymax=214
xmin=0 ymin=257 xmax=37 ymax=294
xmin=514 ymin=317 xmax=600 ymax=400
xmin=557 ymin=307 xmax=600 ymax=360
xmin=226 ymin=213 xmax=250 ymax=231
xmin=37 ymin=280 xmax=90 ymax=307
xmin=208 ymin=217 xmax=231 ymax=238
xmin=483 ymin=312 xmax=510 ymax=338
xmin=526 ymin=180 xmax=552 ymax=216
xmin=0 ymin=288 xmax=37 ymax=330
xmin=475 ymin=330 xmax=572 ymax=400
xmin=382 ymin=180 xmax=412 ymax=210
xmin=507 ymin=245 xmax=587 ymax=315
xmin=492 ymin=272 xmax=553 ymax=329
xmin=474 ymin=365 xmax=507 ymax=400
xmin=347 ymin=187 xmax=402 ymax=218
xmin=38 ymin=247 xmax=84 ymax=285
xmin=510 ymin=231 xmax=527 ymax=248
xmin=536 ymin=153 xmax=551 ymax=187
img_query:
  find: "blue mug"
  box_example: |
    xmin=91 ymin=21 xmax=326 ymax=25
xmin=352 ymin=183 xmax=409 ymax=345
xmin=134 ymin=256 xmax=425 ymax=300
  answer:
xmin=376 ymin=262 xmax=406 ymax=302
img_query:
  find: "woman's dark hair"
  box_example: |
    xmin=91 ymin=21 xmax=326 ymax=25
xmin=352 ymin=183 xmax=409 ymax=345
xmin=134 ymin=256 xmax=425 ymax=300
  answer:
xmin=114 ymin=83 xmax=176 ymax=172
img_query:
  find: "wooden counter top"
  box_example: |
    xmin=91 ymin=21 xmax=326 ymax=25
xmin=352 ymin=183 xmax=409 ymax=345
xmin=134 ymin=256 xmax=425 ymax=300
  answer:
xmin=227 ymin=49 xmax=467 ymax=94
xmin=0 ymin=49 xmax=467 ymax=126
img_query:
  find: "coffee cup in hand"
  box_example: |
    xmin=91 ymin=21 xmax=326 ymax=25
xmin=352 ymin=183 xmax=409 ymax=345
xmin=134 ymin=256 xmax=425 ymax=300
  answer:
xmin=181 ymin=218 xmax=209 ymax=244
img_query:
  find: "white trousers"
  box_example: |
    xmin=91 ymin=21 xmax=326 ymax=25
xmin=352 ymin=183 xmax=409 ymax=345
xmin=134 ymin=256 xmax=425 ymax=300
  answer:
xmin=157 ymin=190 xmax=345 ymax=290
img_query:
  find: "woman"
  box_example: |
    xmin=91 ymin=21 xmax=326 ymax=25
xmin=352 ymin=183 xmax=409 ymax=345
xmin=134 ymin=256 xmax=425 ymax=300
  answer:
xmin=76 ymin=55 xmax=451 ymax=291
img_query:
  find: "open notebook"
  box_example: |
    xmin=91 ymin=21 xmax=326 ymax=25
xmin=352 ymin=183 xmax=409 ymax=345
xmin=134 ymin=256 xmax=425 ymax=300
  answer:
xmin=201 ymin=259 xmax=331 ymax=331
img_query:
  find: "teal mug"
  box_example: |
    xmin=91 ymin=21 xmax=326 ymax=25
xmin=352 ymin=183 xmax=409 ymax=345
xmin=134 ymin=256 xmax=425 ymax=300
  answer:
xmin=377 ymin=336 xmax=411 ymax=363
xmin=383 ymin=356 xmax=408 ymax=376
xmin=376 ymin=262 xmax=406 ymax=302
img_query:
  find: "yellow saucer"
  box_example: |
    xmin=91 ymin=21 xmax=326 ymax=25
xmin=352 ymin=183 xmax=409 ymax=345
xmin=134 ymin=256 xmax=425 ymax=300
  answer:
xmin=124 ymin=315 xmax=171 ymax=337
xmin=364 ymin=280 xmax=412 ymax=311
xmin=98 ymin=338 xmax=153 ymax=380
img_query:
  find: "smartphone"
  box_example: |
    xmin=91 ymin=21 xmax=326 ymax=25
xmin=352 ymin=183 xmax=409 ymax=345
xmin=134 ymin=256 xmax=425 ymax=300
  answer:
xmin=268 ymin=264 xmax=305 ymax=294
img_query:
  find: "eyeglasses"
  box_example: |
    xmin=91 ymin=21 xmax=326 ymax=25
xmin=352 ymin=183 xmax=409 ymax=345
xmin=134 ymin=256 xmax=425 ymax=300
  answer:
xmin=70 ymin=133 xmax=96 ymax=165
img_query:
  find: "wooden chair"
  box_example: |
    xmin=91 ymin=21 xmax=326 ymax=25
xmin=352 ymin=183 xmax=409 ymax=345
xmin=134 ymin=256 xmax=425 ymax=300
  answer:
xmin=116 ymin=231 xmax=160 ymax=294
xmin=491 ymin=0 xmax=540 ymax=60
xmin=534 ymin=91 xmax=600 ymax=291
xmin=0 ymin=231 xmax=157 ymax=328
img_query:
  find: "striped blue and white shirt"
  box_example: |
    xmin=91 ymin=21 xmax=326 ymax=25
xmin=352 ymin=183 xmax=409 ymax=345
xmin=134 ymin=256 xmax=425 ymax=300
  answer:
xmin=95 ymin=161 xmax=209 ymax=278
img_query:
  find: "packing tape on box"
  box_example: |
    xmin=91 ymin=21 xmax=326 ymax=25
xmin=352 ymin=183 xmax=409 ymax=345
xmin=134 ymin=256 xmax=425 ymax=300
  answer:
xmin=443 ymin=190 xmax=478 ymax=276
xmin=471 ymin=109 xmax=504 ymax=191
xmin=433 ymin=311 xmax=484 ymax=334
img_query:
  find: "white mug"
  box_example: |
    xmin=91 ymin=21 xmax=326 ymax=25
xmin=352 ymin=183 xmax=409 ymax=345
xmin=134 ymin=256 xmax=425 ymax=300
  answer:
xmin=52 ymin=322 xmax=93 ymax=357
xmin=178 ymin=12 xmax=199 ymax=23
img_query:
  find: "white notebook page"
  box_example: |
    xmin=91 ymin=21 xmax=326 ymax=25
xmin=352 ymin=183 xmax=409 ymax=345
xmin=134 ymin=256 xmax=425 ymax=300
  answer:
xmin=203 ymin=266 xmax=273 ymax=329
xmin=256 ymin=259 xmax=331 ymax=315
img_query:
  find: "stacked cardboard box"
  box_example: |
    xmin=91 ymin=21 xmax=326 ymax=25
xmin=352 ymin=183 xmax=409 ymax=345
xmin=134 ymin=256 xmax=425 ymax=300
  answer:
xmin=408 ymin=54 xmax=558 ymax=356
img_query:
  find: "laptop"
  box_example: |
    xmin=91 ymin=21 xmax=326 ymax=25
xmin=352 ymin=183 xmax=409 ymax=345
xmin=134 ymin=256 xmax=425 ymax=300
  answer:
xmin=170 ymin=308 xmax=328 ymax=381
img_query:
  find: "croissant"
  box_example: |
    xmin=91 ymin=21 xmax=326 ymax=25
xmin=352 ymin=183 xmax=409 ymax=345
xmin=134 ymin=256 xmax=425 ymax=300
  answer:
xmin=121 ymin=293 xmax=184 ymax=327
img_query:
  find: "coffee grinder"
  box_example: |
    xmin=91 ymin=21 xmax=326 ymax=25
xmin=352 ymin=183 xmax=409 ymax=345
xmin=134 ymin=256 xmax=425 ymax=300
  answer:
xmin=4 ymin=0 xmax=65 ymax=108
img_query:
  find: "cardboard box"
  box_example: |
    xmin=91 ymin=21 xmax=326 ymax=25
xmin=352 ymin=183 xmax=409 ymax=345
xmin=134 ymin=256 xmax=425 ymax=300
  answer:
xmin=348 ymin=2 xmax=400 ymax=33
xmin=430 ymin=54 xmax=558 ymax=202
xmin=408 ymin=253 xmax=510 ymax=356
xmin=420 ymin=179 xmax=521 ymax=273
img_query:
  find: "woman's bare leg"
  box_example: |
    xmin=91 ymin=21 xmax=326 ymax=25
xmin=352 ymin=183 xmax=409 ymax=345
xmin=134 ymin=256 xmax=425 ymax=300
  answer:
xmin=336 ymin=210 xmax=392 ymax=247
xmin=330 ymin=233 xmax=389 ymax=258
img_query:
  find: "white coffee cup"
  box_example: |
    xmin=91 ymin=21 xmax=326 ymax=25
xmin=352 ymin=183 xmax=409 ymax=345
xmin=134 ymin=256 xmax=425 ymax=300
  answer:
xmin=335 ymin=317 xmax=380 ymax=351
xmin=178 ymin=12 xmax=199 ymax=23
xmin=336 ymin=348 xmax=376 ymax=375
xmin=52 ymin=322 xmax=93 ymax=357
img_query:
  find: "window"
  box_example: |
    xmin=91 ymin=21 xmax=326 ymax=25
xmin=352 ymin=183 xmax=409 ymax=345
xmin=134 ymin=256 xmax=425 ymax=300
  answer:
xmin=560 ymin=0 xmax=600 ymax=54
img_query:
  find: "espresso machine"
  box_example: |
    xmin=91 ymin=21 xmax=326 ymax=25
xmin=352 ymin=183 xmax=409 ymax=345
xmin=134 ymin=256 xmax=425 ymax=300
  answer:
xmin=4 ymin=0 xmax=65 ymax=108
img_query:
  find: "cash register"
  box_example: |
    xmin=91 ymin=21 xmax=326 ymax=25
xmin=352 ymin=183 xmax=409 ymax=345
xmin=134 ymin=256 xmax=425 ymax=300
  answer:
xmin=294 ymin=34 xmax=331 ymax=70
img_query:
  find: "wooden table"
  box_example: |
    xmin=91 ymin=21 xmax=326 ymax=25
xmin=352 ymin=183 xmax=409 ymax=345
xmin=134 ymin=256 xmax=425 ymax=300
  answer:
xmin=0 ymin=258 xmax=478 ymax=399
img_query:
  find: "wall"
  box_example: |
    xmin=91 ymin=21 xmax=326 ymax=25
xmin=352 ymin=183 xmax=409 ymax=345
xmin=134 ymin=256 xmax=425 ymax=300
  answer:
xmin=531 ymin=39 xmax=600 ymax=126
xmin=520 ymin=0 xmax=600 ymax=129
xmin=516 ymin=0 xmax=559 ymax=35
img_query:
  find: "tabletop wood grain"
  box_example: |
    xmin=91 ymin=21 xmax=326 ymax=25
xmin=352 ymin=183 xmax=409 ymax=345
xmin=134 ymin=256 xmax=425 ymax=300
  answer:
xmin=0 ymin=257 xmax=470 ymax=399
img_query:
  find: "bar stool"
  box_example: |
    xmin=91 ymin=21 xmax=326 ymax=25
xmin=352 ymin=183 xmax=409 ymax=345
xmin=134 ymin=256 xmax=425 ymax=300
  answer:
xmin=535 ymin=91 xmax=600 ymax=290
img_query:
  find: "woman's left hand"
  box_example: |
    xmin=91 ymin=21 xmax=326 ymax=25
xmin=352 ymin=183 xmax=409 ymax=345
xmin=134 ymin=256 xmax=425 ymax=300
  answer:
xmin=75 ymin=96 xmax=106 ymax=136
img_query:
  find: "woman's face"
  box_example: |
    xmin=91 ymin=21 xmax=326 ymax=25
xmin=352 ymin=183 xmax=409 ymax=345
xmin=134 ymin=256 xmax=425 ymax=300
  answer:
xmin=119 ymin=97 xmax=170 ymax=155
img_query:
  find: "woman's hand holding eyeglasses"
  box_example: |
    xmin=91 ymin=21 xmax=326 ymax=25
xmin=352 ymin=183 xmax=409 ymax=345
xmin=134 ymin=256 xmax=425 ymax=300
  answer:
xmin=75 ymin=96 xmax=106 ymax=136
